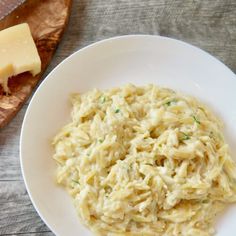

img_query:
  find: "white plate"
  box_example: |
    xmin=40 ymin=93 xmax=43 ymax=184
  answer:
xmin=20 ymin=35 xmax=236 ymax=236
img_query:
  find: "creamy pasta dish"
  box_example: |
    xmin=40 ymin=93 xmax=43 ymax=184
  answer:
xmin=52 ymin=84 xmax=236 ymax=236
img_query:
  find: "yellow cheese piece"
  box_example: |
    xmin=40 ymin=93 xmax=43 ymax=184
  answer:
xmin=0 ymin=64 xmax=14 ymax=93
xmin=0 ymin=23 xmax=41 ymax=92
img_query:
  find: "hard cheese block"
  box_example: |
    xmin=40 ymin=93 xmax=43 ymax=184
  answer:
xmin=0 ymin=64 xmax=14 ymax=92
xmin=0 ymin=23 xmax=41 ymax=92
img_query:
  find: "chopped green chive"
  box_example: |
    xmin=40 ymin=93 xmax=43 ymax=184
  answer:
xmin=192 ymin=115 xmax=201 ymax=125
xmin=180 ymin=132 xmax=190 ymax=141
xmin=198 ymin=107 xmax=205 ymax=112
xmin=100 ymin=96 xmax=106 ymax=103
xmin=164 ymin=99 xmax=177 ymax=107
xmin=72 ymin=180 xmax=79 ymax=184
xmin=98 ymin=139 xmax=104 ymax=143
xmin=115 ymin=108 xmax=120 ymax=113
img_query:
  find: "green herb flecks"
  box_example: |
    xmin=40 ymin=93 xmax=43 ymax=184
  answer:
xmin=98 ymin=139 xmax=104 ymax=143
xmin=198 ymin=107 xmax=205 ymax=112
xmin=100 ymin=96 xmax=106 ymax=104
xmin=180 ymin=132 xmax=190 ymax=141
xmin=164 ymin=99 xmax=177 ymax=107
xmin=192 ymin=115 xmax=201 ymax=125
xmin=115 ymin=108 xmax=120 ymax=113
xmin=72 ymin=180 xmax=80 ymax=184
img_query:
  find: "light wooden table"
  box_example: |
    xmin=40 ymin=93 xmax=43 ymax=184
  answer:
xmin=0 ymin=1 xmax=235 ymax=235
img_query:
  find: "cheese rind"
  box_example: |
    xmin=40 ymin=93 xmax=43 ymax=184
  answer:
xmin=0 ymin=23 xmax=41 ymax=91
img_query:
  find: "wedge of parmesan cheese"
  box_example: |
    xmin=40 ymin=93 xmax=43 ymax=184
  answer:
xmin=0 ymin=64 xmax=14 ymax=92
xmin=0 ymin=23 xmax=41 ymax=92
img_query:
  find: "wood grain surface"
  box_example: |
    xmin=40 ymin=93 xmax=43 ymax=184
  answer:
xmin=0 ymin=0 xmax=72 ymax=129
xmin=0 ymin=0 xmax=236 ymax=235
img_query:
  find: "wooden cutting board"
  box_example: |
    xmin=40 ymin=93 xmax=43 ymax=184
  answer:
xmin=0 ymin=0 xmax=72 ymax=129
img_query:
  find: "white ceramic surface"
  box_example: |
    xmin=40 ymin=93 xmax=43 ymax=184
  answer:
xmin=20 ymin=35 xmax=236 ymax=236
